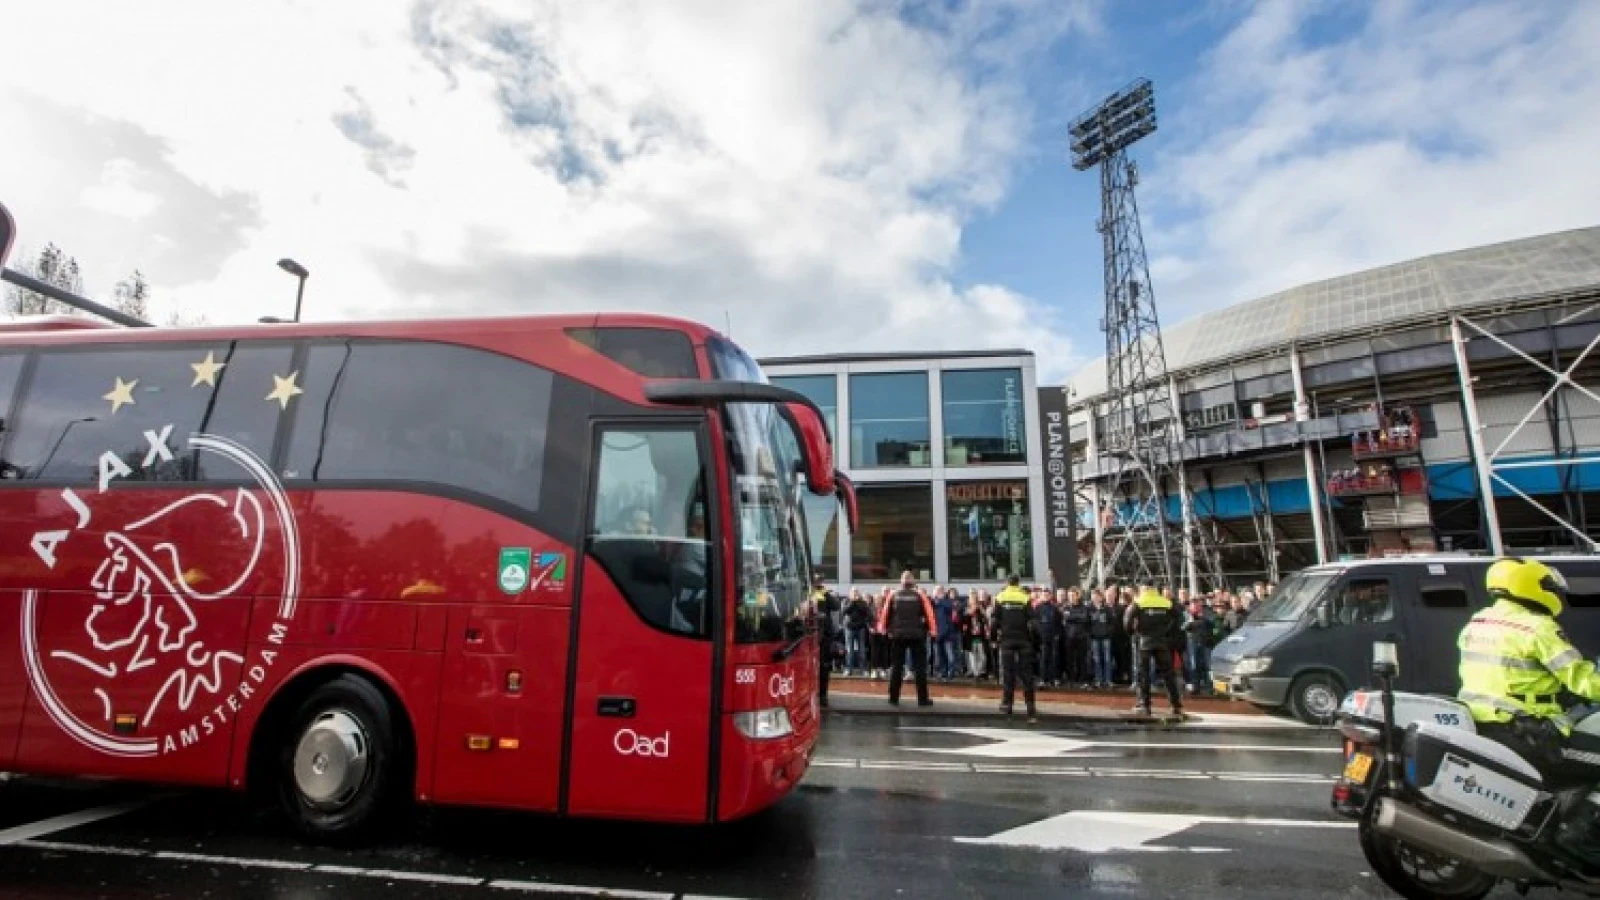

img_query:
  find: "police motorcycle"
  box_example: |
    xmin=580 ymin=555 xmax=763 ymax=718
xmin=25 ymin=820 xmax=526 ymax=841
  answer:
xmin=1333 ymin=639 xmax=1600 ymax=899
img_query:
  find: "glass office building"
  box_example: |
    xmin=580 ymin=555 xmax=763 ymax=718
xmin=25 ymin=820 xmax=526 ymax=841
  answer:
xmin=762 ymin=350 xmax=1047 ymax=591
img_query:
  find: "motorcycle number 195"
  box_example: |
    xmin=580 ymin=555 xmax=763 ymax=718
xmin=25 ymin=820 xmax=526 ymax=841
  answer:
xmin=1434 ymin=712 xmax=1462 ymax=726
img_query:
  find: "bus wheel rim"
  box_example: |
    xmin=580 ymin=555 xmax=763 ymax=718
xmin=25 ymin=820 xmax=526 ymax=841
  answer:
xmin=293 ymin=710 xmax=370 ymax=810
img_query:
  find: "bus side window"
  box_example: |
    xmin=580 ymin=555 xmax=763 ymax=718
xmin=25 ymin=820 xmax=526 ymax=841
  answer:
xmin=588 ymin=426 xmax=712 ymax=639
xmin=1331 ymin=578 xmax=1395 ymax=625
xmin=0 ymin=344 xmax=286 ymax=483
xmin=0 ymin=353 xmax=21 ymax=477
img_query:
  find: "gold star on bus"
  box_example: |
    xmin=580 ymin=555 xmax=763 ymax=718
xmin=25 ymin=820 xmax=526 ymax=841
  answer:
xmin=191 ymin=351 xmax=226 ymax=387
xmin=266 ymin=372 xmax=304 ymax=410
xmin=103 ymin=377 xmax=138 ymax=414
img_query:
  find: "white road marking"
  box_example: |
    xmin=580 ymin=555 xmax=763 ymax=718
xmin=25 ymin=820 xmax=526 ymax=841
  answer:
xmin=19 ymin=839 xmax=146 ymax=857
xmin=897 ymin=726 xmax=1340 ymax=758
xmin=0 ymin=800 xmax=147 ymax=846
xmin=154 ymin=850 xmax=312 ymax=870
xmin=488 ymin=879 xmax=674 ymax=898
xmin=358 ymin=868 xmax=485 ymax=885
xmin=812 ymin=756 xmax=1336 ymax=783
xmin=956 ymin=810 xmax=1356 ymax=853
xmin=7 ymin=838 xmax=728 ymax=897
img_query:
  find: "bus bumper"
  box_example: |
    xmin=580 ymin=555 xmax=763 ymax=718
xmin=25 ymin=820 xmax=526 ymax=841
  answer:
xmin=716 ymin=711 xmax=819 ymax=821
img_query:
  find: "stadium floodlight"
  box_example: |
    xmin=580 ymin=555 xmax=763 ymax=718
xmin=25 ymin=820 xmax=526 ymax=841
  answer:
xmin=1069 ymin=78 xmax=1157 ymax=171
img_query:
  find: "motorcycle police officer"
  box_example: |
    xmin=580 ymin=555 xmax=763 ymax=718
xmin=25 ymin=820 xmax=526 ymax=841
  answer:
xmin=1459 ymin=557 xmax=1600 ymax=778
xmin=1126 ymin=582 xmax=1185 ymax=719
xmin=993 ymin=575 xmax=1039 ymax=722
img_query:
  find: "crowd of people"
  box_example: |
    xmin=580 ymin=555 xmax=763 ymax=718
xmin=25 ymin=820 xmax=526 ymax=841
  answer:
xmin=811 ymin=572 xmax=1275 ymax=706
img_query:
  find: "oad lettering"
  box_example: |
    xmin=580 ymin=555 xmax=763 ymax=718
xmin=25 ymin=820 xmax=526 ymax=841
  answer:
xmin=769 ymin=673 xmax=795 ymax=699
xmin=614 ymin=728 xmax=671 ymax=757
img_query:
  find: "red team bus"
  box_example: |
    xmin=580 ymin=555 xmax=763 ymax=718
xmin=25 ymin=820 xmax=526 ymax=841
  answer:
xmin=0 ymin=225 xmax=858 ymax=838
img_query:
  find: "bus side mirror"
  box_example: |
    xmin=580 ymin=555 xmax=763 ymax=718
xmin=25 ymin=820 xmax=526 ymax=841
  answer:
xmin=1315 ymin=604 xmax=1331 ymax=629
xmin=779 ymin=401 xmax=835 ymax=496
xmin=834 ymin=470 xmax=859 ymax=533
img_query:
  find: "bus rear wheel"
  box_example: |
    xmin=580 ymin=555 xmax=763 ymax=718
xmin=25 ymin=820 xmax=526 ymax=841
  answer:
xmin=276 ymin=674 xmax=402 ymax=842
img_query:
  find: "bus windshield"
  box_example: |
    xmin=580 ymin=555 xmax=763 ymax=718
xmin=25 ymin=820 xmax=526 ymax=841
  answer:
xmin=1250 ymin=570 xmax=1337 ymax=622
xmin=707 ymin=336 xmax=813 ymax=643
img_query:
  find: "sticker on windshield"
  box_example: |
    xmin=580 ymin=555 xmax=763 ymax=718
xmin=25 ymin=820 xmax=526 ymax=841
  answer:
xmin=1428 ymin=563 xmax=1446 ymax=575
xmin=498 ymin=547 xmax=531 ymax=595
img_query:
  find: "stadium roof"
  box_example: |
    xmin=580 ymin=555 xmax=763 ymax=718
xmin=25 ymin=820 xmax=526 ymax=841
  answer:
xmin=1067 ymin=225 xmax=1600 ymax=400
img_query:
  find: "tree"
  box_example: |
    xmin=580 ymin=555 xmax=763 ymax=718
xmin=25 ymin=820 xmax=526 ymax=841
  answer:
xmin=113 ymin=270 xmax=151 ymax=321
xmin=4 ymin=243 xmax=84 ymax=316
xmin=165 ymin=305 xmax=210 ymax=327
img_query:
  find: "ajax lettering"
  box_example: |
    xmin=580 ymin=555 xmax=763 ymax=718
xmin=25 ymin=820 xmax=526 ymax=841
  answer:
xmin=22 ymin=381 xmax=302 ymax=759
xmin=614 ymin=728 xmax=671 ymax=757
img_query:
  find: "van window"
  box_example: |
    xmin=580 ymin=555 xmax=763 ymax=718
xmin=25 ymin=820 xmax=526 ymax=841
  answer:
xmin=1420 ymin=583 xmax=1469 ymax=609
xmin=1565 ymin=576 xmax=1600 ymax=609
xmin=1331 ymin=578 xmax=1394 ymax=624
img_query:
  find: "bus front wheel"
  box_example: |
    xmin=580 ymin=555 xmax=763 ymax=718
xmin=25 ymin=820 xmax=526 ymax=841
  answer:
xmin=276 ymin=674 xmax=402 ymax=841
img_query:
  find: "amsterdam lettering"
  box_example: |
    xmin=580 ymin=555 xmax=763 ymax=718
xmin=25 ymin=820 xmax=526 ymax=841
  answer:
xmin=22 ymin=419 xmax=301 ymax=759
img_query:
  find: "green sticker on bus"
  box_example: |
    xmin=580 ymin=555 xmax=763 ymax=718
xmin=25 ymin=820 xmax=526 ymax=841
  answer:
xmin=498 ymin=547 xmax=531 ymax=595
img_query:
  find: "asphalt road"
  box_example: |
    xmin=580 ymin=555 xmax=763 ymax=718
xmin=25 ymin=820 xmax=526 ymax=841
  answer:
xmin=0 ymin=708 xmax=1520 ymax=899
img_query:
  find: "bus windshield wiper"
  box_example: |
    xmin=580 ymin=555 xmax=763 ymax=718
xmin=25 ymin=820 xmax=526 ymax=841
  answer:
xmin=771 ymin=630 xmax=810 ymax=662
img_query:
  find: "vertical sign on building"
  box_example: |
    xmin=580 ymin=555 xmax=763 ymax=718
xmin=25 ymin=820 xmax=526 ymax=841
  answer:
xmin=1037 ymin=386 xmax=1079 ymax=587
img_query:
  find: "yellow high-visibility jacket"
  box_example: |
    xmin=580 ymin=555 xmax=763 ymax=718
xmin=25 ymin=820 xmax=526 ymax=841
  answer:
xmin=1458 ymin=599 xmax=1600 ymax=735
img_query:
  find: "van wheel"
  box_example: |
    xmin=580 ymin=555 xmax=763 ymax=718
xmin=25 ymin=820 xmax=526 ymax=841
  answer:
xmin=1289 ymin=672 xmax=1342 ymax=724
xmin=276 ymin=675 xmax=402 ymax=842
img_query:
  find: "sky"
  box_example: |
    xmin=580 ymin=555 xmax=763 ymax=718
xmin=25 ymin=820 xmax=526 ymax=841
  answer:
xmin=1 ymin=0 xmax=1597 ymax=384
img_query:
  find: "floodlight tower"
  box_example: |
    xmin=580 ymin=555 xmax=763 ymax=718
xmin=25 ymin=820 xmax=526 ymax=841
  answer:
xmin=1071 ymin=79 xmax=1210 ymax=595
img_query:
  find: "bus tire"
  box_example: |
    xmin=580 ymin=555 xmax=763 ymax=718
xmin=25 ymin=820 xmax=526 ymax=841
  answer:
xmin=1289 ymin=672 xmax=1343 ymax=725
xmin=276 ymin=674 xmax=402 ymax=842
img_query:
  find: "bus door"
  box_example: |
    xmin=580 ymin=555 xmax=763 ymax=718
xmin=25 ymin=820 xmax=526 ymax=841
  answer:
xmin=566 ymin=422 xmax=717 ymax=822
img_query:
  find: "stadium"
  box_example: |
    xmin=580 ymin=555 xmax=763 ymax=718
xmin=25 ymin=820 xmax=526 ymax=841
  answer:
xmin=1063 ymin=225 xmax=1600 ymax=586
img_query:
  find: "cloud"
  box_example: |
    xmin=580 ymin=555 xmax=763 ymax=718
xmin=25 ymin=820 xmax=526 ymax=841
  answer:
xmin=0 ymin=0 xmax=1092 ymax=379
xmin=1143 ymin=0 xmax=1600 ymax=326
xmin=331 ymin=88 xmax=417 ymax=188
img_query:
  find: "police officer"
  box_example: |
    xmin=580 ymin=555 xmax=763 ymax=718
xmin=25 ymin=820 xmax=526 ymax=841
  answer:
xmin=1126 ymin=582 xmax=1185 ymax=718
xmin=994 ymin=575 xmax=1039 ymax=722
xmin=809 ymin=576 xmax=841 ymax=708
xmin=877 ymin=570 xmax=939 ymax=707
xmin=1460 ymin=558 xmax=1600 ymax=781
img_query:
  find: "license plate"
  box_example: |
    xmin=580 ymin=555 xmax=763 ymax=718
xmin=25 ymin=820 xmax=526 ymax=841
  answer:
xmin=1212 ymin=678 xmax=1229 ymax=695
xmin=1343 ymin=751 xmax=1373 ymax=784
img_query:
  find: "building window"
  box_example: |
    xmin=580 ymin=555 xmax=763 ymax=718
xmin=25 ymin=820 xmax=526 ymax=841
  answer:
xmin=852 ymin=483 xmax=933 ymax=581
xmin=850 ymin=372 xmax=930 ymax=467
xmin=941 ymin=368 xmax=1026 ymax=466
xmin=771 ymin=374 xmax=838 ymax=439
xmin=945 ymin=480 xmax=1032 ymax=581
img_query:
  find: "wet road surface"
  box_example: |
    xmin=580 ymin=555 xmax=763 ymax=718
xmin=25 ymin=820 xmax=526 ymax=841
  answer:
xmin=0 ymin=709 xmax=1514 ymax=899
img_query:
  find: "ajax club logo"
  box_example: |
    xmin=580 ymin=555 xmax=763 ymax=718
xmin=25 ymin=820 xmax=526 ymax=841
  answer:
xmin=20 ymin=355 xmax=303 ymax=758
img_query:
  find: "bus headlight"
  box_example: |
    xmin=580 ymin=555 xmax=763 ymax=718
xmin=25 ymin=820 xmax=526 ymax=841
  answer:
xmin=1235 ymin=656 xmax=1273 ymax=676
xmin=733 ymin=708 xmax=793 ymax=740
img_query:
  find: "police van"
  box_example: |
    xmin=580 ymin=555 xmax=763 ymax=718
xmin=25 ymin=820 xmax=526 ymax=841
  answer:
xmin=1210 ymin=555 xmax=1600 ymax=724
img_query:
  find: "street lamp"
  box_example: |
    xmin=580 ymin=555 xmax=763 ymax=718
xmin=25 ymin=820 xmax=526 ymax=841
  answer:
xmin=277 ymin=258 xmax=309 ymax=323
